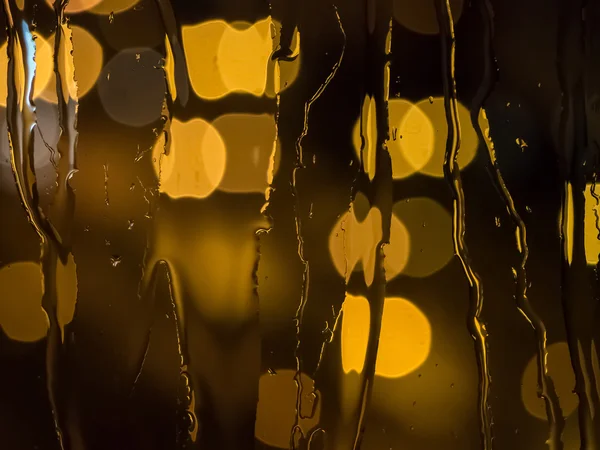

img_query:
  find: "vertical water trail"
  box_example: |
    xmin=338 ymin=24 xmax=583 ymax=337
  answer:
xmin=349 ymin=7 xmax=394 ymax=449
xmin=557 ymin=0 xmax=599 ymax=446
xmin=289 ymin=6 xmax=345 ymax=448
xmin=471 ymin=0 xmax=564 ymax=448
xmin=435 ymin=1 xmax=492 ymax=448
xmin=2 ymin=1 xmax=81 ymax=448
xmin=135 ymin=27 xmax=197 ymax=444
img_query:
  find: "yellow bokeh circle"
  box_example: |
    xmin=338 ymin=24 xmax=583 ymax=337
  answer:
xmin=0 ymin=33 xmax=54 ymax=107
xmin=153 ymin=118 xmax=227 ymax=199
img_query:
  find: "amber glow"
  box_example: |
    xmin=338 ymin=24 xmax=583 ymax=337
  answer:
xmin=41 ymin=26 xmax=103 ymax=103
xmin=352 ymin=97 xmax=475 ymax=179
xmin=328 ymin=193 xmax=410 ymax=285
xmin=255 ymin=370 xmax=320 ymax=448
xmin=153 ymin=118 xmax=227 ymax=199
xmin=376 ymin=297 xmax=431 ymax=378
xmin=521 ymin=342 xmax=578 ymax=420
xmin=584 ymin=182 xmax=600 ymax=265
xmin=341 ymin=294 xmax=370 ymax=375
xmin=0 ymin=262 xmax=48 ymax=342
xmin=182 ymin=18 xmax=300 ymax=100
xmin=0 ymin=33 xmax=54 ymax=107
xmin=415 ymin=97 xmax=478 ymax=177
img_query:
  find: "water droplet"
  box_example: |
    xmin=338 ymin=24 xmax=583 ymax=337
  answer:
xmin=127 ymin=220 xmax=134 ymax=230
xmin=108 ymin=12 xmax=114 ymax=23
xmin=525 ymin=206 xmax=532 ymax=213
xmin=267 ymin=368 xmax=277 ymax=375
xmin=105 ymin=239 xmax=111 ymax=246
xmin=412 ymin=400 xmax=417 ymax=407
xmin=135 ymin=53 xmax=141 ymax=62
xmin=516 ymin=137 xmax=528 ymax=151
xmin=110 ymin=255 xmax=122 ymax=267
xmin=428 ymin=96 xmax=433 ymax=104
xmin=84 ymin=225 xmax=90 ymax=232
xmin=495 ymin=217 xmax=501 ymax=227
xmin=410 ymin=425 xmax=415 ymax=432
xmin=450 ymin=383 xmax=455 ymax=388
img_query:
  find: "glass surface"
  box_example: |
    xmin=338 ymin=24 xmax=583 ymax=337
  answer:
xmin=1 ymin=0 xmax=599 ymax=449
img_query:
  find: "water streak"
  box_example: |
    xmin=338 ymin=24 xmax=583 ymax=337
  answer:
xmin=435 ymin=0 xmax=492 ymax=448
xmin=471 ymin=0 xmax=564 ymax=447
xmin=289 ymin=6 xmax=345 ymax=448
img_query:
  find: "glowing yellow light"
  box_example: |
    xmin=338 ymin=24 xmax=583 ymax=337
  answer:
xmin=521 ymin=342 xmax=578 ymax=420
xmin=392 ymin=197 xmax=454 ymax=278
xmin=90 ymin=0 xmax=141 ymax=15
xmin=255 ymin=370 xmax=320 ymax=449
xmin=153 ymin=118 xmax=227 ymax=199
xmin=393 ymin=0 xmax=464 ymax=35
xmin=566 ymin=182 xmax=574 ymax=265
xmin=376 ymin=297 xmax=431 ymax=378
xmin=0 ymin=33 xmax=54 ymax=107
xmin=41 ymin=26 xmax=103 ymax=103
xmin=212 ymin=113 xmax=279 ymax=194
xmin=584 ymin=183 xmax=600 ymax=265
xmin=265 ymin=25 xmax=301 ymax=98
xmin=182 ymin=20 xmax=229 ymax=100
xmin=218 ymin=20 xmax=271 ymax=96
xmin=183 ymin=18 xmax=299 ymax=100
xmin=416 ymin=97 xmax=478 ymax=177
xmin=0 ymin=262 xmax=48 ymax=342
xmin=353 ymin=98 xmax=435 ymax=180
xmin=341 ymin=294 xmax=370 ymax=375
xmin=328 ymin=193 xmax=410 ymax=285
xmin=45 ymin=0 xmax=103 ymax=14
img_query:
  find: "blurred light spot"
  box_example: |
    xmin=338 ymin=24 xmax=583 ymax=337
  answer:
xmin=393 ymin=0 xmax=464 ymax=35
xmin=329 ymin=193 xmax=410 ymax=285
xmin=45 ymin=0 xmax=103 ymax=14
xmin=183 ymin=18 xmax=299 ymax=100
xmin=416 ymin=97 xmax=478 ymax=177
xmin=341 ymin=294 xmax=370 ymax=375
xmin=182 ymin=20 xmax=228 ymax=99
xmin=0 ymin=33 xmax=53 ymax=107
xmin=255 ymin=370 xmax=320 ymax=449
xmin=153 ymin=118 xmax=226 ymax=199
xmin=41 ymin=26 xmax=103 ymax=103
xmin=392 ymin=197 xmax=454 ymax=277
xmin=584 ymin=183 xmax=600 ymax=265
xmin=265 ymin=25 xmax=301 ymax=98
xmin=521 ymin=342 xmax=578 ymax=420
xmin=353 ymin=98 xmax=435 ymax=180
xmin=212 ymin=113 xmax=279 ymax=194
xmin=0 ymin=262 xmax=48 ymax=342
xmin=218 ymin=20 xmax=271 ymax=95
xmin=390 ymin=99 xmax=435 ymax=178
xmin=376 ymin=297 xmax=431 ymax=378
xmin=97 ymin=47 xmax=165 ymax=127
xmin=90 ymin=0 xmax=141 ymax=15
